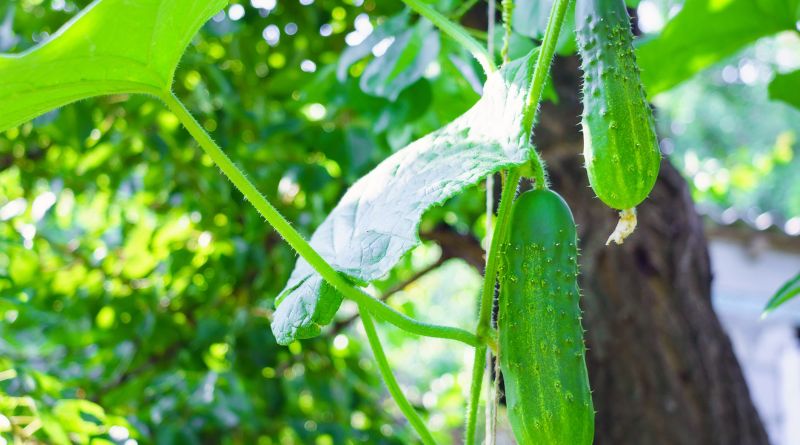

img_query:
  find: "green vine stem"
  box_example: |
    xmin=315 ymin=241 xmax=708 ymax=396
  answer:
xmin=402 ymin=0 xmax=496 ymax=74
xmin=360 ymin=306 xmax=437 ymax=445
xmin=501 ymin=0 xmax=514 ymax=63
xmin=465 ymin=168 xmax=521 ymax=445
xmin=521 ymin=0 xmax=572 ymax=131
xmin=484 ymin=2 xmax=498 ymax=442
xmin=464 ymin=0 xmax=573 ymax=441
xmin=465 ymin=344 xmax=487 ymax=445
xmin=452 ymin=0 xmax=481 ymax=19
xmin=160 ymin=91 xmax=479 ymax=348
xmin=529 ymin=151 xmax=549 ymax=189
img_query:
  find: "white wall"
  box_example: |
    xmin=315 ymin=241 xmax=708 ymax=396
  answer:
xmin=709 ymin=237 xmax=800 ymax=445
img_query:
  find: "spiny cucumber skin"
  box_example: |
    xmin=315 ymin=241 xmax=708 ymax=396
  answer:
xmin=576 ymin=0 xmax=661 ymax=210
xmin=499 ymin=190 xmax=594 ymax=445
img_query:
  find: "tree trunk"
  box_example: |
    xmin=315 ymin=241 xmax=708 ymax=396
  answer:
xmin=533 ymin=55 xmax=769 ymax=444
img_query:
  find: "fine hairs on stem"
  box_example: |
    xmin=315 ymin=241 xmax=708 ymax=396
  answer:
xmin=161 ymin=91 xmax=478 ymax=348
xmin=464 ymin=0 xmax=574 ymax=441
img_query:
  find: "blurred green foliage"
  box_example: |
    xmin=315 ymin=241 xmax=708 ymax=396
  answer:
xmin=0 ymin=0 xmax=487 ymax=443
xmin=653 ymin=37 xmax=800 ymax=221
xmin=1 ymin=0 xmax=799 ymax=443
xmin=635 ymin=0 xmax=800 ymax=225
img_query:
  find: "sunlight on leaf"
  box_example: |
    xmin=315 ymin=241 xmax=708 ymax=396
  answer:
xmin=272 ymin=50 xmax=540 ymax=345
xmin=636 ymin=0 xmax=798 ymax=95
xmin=0 ymin=0 xmax=226 ymax=132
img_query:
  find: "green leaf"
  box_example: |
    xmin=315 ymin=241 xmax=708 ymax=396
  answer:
xmin=402 ymin=0 xmax=494 ymax=74
xmin=513 ymin=0 xmax=552 ymax=39
xmin=636 ymin=0 xmax=799 ymax=96
xmin=272 ymin=50 xmax=540 ymax=345
xmin=512 ymin=0 xmax=576 ymax=55
xmin=768 ymin=69 xmax=800 ymax=110
xmin=762 ymin=271 xmax=800 ymax=316
xmin=0 ymin=0 xmax=226 ymax=132
xmin=360 ymin=19 xmax=441 ymax=101
xmin=336 ymin=12 xmax=410 ymax=83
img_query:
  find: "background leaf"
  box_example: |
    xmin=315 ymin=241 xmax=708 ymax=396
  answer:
xmin=513 ymin=0 xmax=552 ymax=39
xmin=271 ymin=51 xmax=539 ymax=345
xmin=0 ymin=1 xmax=494 ymax=442
xmin=512 ymin=0 xmax=576 ymax=55
xmin=768 ymin=69 xmax=800 ymax=110
xmin=636 ymin=0 xmax=799 ymax=95
xmin=763 ymin=271 xmax=800 ymax=315
xmin=0 ymin=0 xmax=226 ymax=132
xmin=360 ymin=19 xmax=441 ymax=101
xmin=336 ymin=12 xmax=410 ymax=83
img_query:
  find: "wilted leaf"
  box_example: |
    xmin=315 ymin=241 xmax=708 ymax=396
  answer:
xmin=272 ymin=50 xmax=540 ymax=345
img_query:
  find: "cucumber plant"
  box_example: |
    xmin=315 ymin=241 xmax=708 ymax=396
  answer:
xmin=1 ymin=0 xmax=667 ymax=443
xmin=576 ymin=0 xmax=661 ymax=244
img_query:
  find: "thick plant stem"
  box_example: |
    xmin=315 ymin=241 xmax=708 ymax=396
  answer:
xmin=465 ymin=0 xmax=573 ymax=441
xmin=487 ymin=0 xmax=496 ymax=64
xmin=485 ymin=347 xmax=498 ymax=445
xmin=500 ymin=0 xmax=514 ymax=63
xmin=360 ymin=307 xmax=437 ymax=445
xmin=465 ymin=169 xmax=521 ymax=444
xmin=465 ymin=344 xmax=487 ymax=445
xmin=402 ymin=0 xmax=496 ymax=74
xmin=477 ymin=170 xmax=521 ymax=341
xmin=521 ymin=0 xmax=572 ymax=133
xmin=161 ymin=91 xmax=479 ymax=347
xmin=485 ymin=3 xmax=498 ymax=439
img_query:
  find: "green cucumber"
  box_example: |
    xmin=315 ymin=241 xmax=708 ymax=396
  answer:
xmin=499 ymin=189 xmax=594 ymax=445
xmin=576 ymin=0 xmax=661 ymax=244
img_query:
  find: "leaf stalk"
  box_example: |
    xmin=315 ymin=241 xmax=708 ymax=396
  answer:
xmin=160 ymin=91 xmax=479 ymax=348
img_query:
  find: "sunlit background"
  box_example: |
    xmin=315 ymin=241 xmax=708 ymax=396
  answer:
xmin=1 ymin=0 xmax=799 ymax=444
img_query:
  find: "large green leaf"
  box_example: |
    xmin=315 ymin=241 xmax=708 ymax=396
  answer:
xmin=636 ymin=0 xmax=799 ymax=96
xmin=360 ymin=19 xmax=441 ymax=101
xmin=768 ymin=69 xmax=800 ymax=110
xmin=0 ymin=0 xmax=226 ymax=132
xmin=763 ymin=271 xmax=800 ymax=316
xmin=272 ymin=51 xmax=539 ymax=345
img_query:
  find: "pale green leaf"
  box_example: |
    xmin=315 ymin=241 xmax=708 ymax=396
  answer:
xmin=336 ymin=12 xmax=409 ymax=82
xmin=636 ymin=0 xmax=799 ymax=95
xmin=272 ymin=51 xmax=540 ymax=345
xmin=0 ymin=0 xmax=226 ymax=132
xmin=512 ymin=0 xmax=576 ymax=55
xmin=513 ymin=0 xmax=552 ymax=39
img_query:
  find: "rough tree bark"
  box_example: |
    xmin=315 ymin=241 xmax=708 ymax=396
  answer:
xmin=530 ymin=55 xmax=770 ymax=445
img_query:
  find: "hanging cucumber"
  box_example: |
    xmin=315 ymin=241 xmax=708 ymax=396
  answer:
xmin=499 ymin=189 xmax=594 ymax=445
xmin=575 ymin=0 xmax=661 ymax=245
